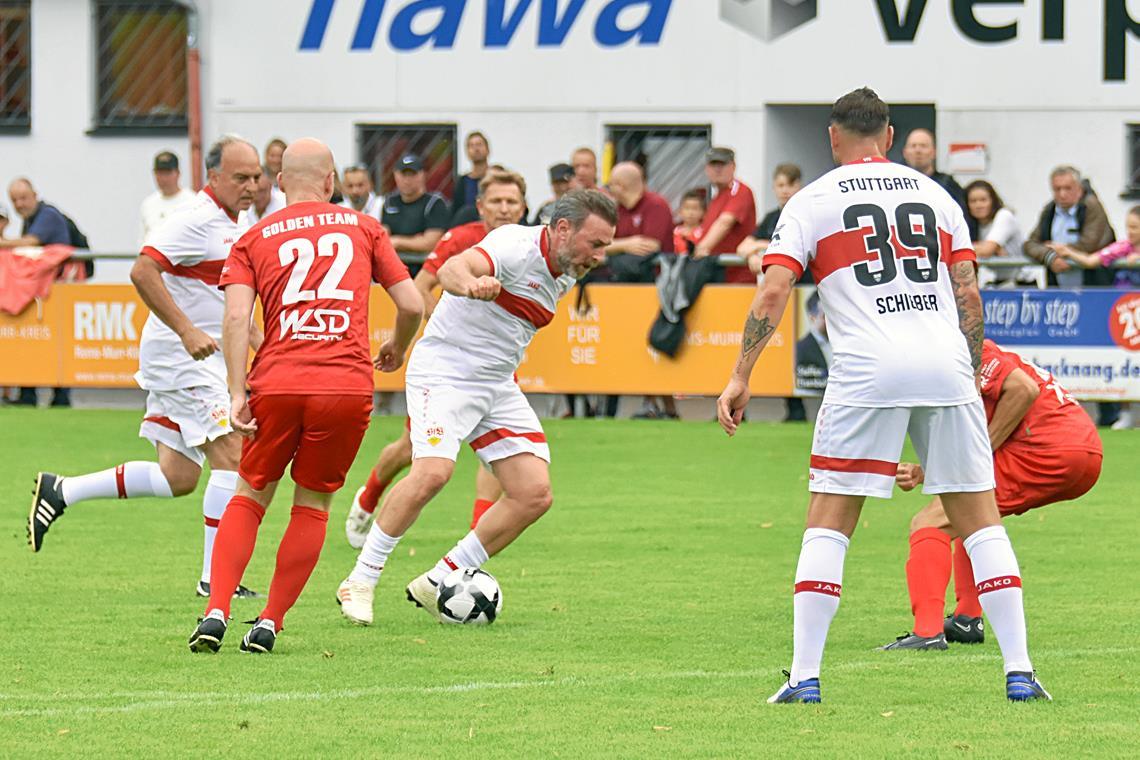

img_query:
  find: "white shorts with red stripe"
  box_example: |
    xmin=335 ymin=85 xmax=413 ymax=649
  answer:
xmin=405 ymin=375 xmax=549 ymax=465
xmin=809 ymin=401 xmax=993 ymax=498
xmin=138 ymin=384 xmax=233 ymax=467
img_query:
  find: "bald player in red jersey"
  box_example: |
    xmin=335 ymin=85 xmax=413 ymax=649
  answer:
xmin=187 ymin=138 xmax=423 ymax=654
xmin=884 ymin=339 xmax=1103 ymax=650
xmin=344 ymin=171 xmax=529 ymax=548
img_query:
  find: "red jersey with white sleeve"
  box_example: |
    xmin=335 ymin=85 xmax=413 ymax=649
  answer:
xmin=408 ymin=224 xmax=575 ymax=382
xmin=422 ymin=221 xmax=489 ymax=276
xmin=136 ymin=187 xmax=248 ymax=391
xmin=979 ymin=339 xmax=1101 ymax=453
xmin=219 ymin=201 xmax=410 ymax=395
xmin=764 ymin=157 xmax=978 ymax=407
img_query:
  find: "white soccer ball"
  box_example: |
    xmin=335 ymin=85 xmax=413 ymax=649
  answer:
xmin=435 ymin=567 xmax=503 ymax=625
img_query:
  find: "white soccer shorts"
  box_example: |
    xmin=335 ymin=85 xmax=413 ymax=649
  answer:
xmin=138 ymin=384 xmax=233 ymax=467
xmin=808 ymin=401 xmax=994 ymax=498
xmin=406 ymin=376 xmax=550 ymax=465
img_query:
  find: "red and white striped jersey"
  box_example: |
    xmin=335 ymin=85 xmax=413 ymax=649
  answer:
xmin=764 ymin=157 xmax=978 ymax=407
xmin=408 ymin=224 xmax=575 ymax=382
xmin=136 ymin=188 xmax=249 ymax=391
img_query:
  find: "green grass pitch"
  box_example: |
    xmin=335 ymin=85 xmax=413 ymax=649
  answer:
xmin=1 ymin=408 xmax=1138 ymax=757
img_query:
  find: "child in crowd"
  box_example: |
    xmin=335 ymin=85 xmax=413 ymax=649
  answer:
xmin=672 ymin=188 xmax=706 ymax=255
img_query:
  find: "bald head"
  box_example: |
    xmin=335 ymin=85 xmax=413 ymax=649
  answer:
xmin=8 ymin=177 xmax=38 ymax=218
xmin=608 ymin=161 xmax=645 ymax=209
xmin=280 ymin=138 xmax=336 ymax=204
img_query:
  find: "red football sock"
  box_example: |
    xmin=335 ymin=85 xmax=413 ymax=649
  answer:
xmin=952 ymin=538 xmax=984 ymax=618
xmin=205 ymin=495 xmax=265 ymax=619
xmin=259 ymin=506 xmax=329 ymax=630
xmin=359 ymin=470 xmax=390 ymax=514
xmin=905 ymin=527 xmax=952 ymax=637
xmin=470 ymin=498 xmax=495 ymax=529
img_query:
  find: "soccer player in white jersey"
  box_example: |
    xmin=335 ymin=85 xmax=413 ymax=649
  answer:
xmin=336 ymin=189 xmax=616 ymax=625
xmin=716 ymin=88 xmax=1050 ymax=703
xmin=29 ymin=135 xmax=265 ymax=599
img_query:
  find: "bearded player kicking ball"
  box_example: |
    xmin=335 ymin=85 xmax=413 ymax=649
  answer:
xmin=881 ymin=339 xmax=1102 ymax=651
xmin=187 ymin=138 xmax=422 ymax=654
xmin=717 ymin=88 xmax=1050 ymax=703
xmin=336 ymin=189 xmax=616 ymax=626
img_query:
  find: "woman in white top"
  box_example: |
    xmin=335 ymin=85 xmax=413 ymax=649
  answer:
xmin=966 ymin=180 xmax=1037 ymax=287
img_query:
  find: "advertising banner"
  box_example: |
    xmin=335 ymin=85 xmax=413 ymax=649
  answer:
xmin=982 ymin=289 xmax=1140 ymax=400
xmin=2 ymin=284 xmax=795 ymax=396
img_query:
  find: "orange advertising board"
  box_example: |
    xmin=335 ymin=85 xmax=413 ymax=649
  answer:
xmin=3 ymin=284 xmax=795 ymax=396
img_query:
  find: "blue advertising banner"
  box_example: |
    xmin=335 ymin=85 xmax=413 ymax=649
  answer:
xmin=982 ymin=289 xmax=1140 ymax=400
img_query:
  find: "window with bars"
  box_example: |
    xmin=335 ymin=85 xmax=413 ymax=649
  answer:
xmin=1126 ymin=124 xmax=1140 ymax=200
xmin=0 ymin=0 xmax=30 ymax=132
xmin=606 ymin=125 xmax=711 ymax=212
xmin=356 ymin=124 xmax=457 ymax=200
xmin=93 ymin=0 xmax=187 ymax=131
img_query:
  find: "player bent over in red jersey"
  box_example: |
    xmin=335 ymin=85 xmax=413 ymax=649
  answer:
xmin=336 ymin=189 xmax=616 ymax=626
xmin=883 ymin=339 xmax=1102 ymax=650
xmin=187 ymin=139 xmax=423 ymax=654
xmin=344 ymin=171 xmax=530 ymax=548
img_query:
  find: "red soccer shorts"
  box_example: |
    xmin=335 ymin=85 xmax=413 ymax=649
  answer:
xmin=994 ymin=446 xmax=1103 ymax=516
xmin=240 ymin=394 xmax=372 ymax=493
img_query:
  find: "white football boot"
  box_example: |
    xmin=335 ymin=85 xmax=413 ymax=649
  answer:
xmin=405 ymin=572 xmax=442 ymax=621
xmin=336 ymin=578 xmax=375 ymax=626
xmin=344 ymin=486 xmax=373 ymax=549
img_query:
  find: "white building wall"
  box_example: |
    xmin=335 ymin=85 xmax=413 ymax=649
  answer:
xmin=3 ymin=0 xmax=1140 ymax=278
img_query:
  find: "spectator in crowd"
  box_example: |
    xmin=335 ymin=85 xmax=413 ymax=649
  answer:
xmin=4 ymin=178 xmax=77 ymax=406
xmin=1060 ymin=203 xmax=1140 ymax=428
xmin=245 ymin=164 xmax=286 ymax=225
xmin=691 ymin=146 xmax=757 ymax=284
xmin=138 ymin=151 xmax=195 ymax=246
xmin=450 ymin=131 xmax=491 ymax=224
xmin=532 ymin=163 xmax=576 ymax=225
xmin=1023 ymin=165 xmax=1116 ymax=288
xmin=602 ymin=161 xmax=674 ymax=282
xmin=264 ymin=137 xmax=286 ymax=185
xmin=338 ymin=164 xmax=383 ymax=221
xmin=964 ymin=180 xmax=1034 ymax=287
xmin=902 ymin=128 xmax=968 ymax=219
xmin=572 ymin=147 xmax=599 ymax=190
xmin=382 ymin=154 xmax=450 ymax=256
xmin=738 ymin=163 xmax=803 ymax=275
xmin=0 ymin=201 xmax=8 ymax=238
xmin=1058 ymin=204 xmax=1140 ymax=285
xmin=673 ymin=188 xmax=706 ymax=254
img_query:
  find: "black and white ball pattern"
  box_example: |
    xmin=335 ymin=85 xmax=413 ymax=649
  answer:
xmin=435 ymin=567 xmax=503 ymax=625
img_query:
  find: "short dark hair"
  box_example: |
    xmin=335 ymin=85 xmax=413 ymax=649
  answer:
xmin=549 ymin=188 xmax=617 ymax=229
xmin=681 ymin=188 xmax=707 ymax=208
xmin=964 ymin=180 xmax=1004 ymax=222
xmin=466 ymin=130 xmax=489 ymax=148
xmin=829 ymin=87 xmax=890 ymax=136
xmin=773 ymin=163 xmax=802 ymax=184
xmin=1128 ymin=204 xmax=1140 ymax=220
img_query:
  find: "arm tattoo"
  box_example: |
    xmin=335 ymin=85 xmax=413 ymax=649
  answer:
xmin=741 ymin=312 xmax=775 ymax=361
xmin=950 ymin=261 xmax=984 ymax=373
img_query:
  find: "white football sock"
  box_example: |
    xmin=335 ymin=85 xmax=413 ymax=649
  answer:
xmin=790 ymin=527 xmax=849 ymax=686
xmin=348 ymin=524 xmax=402 ymax=586
xmin=60 ymin=461 xmax=174 ymax=505
xmin=427 ymin=530 xmax=490 ymax=583
xmin=201 ymin=470 xmax=237 ymax=583
xmin=964 ymin=525 xmax=1032 ymax=674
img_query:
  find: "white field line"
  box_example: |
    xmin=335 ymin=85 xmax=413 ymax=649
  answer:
xmin=2 ymin=647 xmax=1135 ymax=719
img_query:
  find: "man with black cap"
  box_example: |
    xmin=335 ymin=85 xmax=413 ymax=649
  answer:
xmin=532 ymin=162 xmax=576 ymax=225
xmin=692 ymin=146 xmax=757 ymax=284
xmin=139 ymin=151 xmax=196 ymax=246
xmin=382 ymin=154 xmax=450 ymax=256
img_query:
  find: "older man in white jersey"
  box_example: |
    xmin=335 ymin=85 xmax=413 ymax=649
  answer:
xmin=30 ymin=135 xmax=264 ymax=599
xmin=717 ymin=88 xmax=1049 ymax=704
xmin=336 ymin=189 xmax=616 ymax=625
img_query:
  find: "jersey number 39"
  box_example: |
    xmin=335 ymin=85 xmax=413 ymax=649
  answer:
xmin=844 ymin=202 xmax=941 ymax=287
